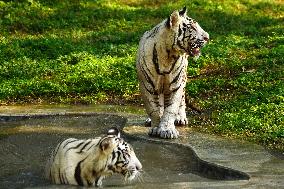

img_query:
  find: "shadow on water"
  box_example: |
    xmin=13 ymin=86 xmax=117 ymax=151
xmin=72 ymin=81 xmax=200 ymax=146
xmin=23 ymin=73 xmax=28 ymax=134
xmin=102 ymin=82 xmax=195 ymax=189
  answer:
xmin=0 ymin=113 xmax=249 ymax=189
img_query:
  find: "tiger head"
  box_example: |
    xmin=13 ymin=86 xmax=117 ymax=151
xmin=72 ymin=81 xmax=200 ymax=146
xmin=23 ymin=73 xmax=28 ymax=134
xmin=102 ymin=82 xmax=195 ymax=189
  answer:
xmin=167 ymin=7 xmax=209 ymax=58
xmin=99 ymin=127 xmax=142 ymax=182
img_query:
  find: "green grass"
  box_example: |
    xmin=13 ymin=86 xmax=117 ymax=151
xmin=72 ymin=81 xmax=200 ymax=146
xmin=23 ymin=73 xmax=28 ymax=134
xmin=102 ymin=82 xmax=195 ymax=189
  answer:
xmin=0 ymin=0 xmax=283 ymax=151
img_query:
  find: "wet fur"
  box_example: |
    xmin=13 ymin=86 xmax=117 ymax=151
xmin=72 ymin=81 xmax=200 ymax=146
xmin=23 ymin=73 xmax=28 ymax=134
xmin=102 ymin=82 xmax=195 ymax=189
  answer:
xmin=46 ymin=129 xmax=142 ymax=187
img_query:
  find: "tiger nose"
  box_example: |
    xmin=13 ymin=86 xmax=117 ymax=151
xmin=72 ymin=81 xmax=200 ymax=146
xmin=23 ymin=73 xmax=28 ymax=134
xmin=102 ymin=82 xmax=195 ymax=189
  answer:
xmin=203 ymin=33 xmax=209 ymax=42
xmin=136 ymin=161 xmax=142 ymax=170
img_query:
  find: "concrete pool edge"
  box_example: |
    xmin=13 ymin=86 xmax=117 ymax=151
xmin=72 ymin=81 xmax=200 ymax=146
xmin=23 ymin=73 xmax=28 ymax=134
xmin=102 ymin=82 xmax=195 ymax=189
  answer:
xmin=0 ymin=105 xmax=283 ymax=188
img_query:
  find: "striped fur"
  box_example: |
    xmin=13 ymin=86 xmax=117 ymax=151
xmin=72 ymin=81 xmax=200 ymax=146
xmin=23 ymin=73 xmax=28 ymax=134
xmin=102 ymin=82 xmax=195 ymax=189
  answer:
xmin=136 ymin=7 xmax=209 ymax=139
xmin=46 ymin=128 xmax=142 ymax=187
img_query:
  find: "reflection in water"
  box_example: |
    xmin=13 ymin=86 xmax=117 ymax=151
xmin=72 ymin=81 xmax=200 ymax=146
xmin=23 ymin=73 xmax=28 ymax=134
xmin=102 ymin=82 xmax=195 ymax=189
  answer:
xmin=0 ymin=114 xmax=248 ymax=189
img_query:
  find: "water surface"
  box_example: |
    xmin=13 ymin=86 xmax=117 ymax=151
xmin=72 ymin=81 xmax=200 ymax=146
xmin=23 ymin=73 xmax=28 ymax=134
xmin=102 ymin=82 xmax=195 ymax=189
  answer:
xmin=0 ymin=114 xmax=248 ymax=189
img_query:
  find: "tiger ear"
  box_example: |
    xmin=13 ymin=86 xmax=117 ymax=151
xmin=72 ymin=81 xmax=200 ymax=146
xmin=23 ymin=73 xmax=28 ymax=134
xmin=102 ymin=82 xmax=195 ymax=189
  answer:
xmin=166 ymin=10 xmax=180 ymax=29
xmin=179 ymin=6 xmax=187 ymax=16
xmin=107 ymin=127 xmax=121 ymax=138
xmin=99 ymin=137 xmax=116 ymax=153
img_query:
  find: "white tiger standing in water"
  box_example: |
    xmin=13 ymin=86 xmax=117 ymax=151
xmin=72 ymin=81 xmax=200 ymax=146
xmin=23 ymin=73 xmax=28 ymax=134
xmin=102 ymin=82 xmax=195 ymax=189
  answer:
xmin=45 ymin=128 xmax=142 ymax=187
xmin=136 ymin=7 xmax=209 ymax=139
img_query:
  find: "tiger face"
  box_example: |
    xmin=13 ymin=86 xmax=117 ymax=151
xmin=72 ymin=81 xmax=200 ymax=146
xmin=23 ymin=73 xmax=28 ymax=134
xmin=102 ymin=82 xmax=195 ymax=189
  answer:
xmin=101 ymin=135 xmax=142 ymax=182
xmin=169 ymin=7 xmax=209 ymax=58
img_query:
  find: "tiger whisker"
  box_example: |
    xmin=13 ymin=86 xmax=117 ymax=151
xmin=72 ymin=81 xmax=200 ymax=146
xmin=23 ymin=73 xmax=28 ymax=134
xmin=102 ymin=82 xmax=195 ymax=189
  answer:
xmin=136 ymin=172 xmax=144 ymax=183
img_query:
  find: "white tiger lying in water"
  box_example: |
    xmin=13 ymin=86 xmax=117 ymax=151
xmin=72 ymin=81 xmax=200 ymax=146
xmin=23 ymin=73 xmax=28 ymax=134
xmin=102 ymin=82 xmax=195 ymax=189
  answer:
xmin=136 ymin=7 xmax=209 ymax=139
xmin=45 ymin=127 xmax=142 ymax=187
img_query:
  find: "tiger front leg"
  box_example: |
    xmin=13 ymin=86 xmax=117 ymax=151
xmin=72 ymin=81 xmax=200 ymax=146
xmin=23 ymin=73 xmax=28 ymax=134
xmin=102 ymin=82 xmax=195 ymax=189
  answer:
xmin=145 ymin=97 xmax=170 ymax=137
xmin=156 ymin=79 xmax=187 ymax=139
xmin=146 ymin=100 xmax=188 ymax=127
xmin=138 ymin=82 xmax=164 ymax=136
xmin=175 ymin=90 xmax=188 ymax=126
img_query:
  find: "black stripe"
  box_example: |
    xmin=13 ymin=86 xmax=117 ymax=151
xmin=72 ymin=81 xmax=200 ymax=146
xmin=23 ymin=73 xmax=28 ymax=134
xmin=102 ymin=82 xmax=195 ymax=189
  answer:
xmin=59 ymin=167 xmax=64 ymax=184
xmin=77 ymin=140 xmax=92 ymax=154
xmin=182 ymin=26 xmax=187 ymax=40
xmin=146 ymin=25 xmax=160 ymax=39
xmin=92 ymin=170 xmax=98 ymax=177
xmin=139 ymin=61 xmax=158 ymax=95
xmin=74 ymin=157 xmax=87 ymax=186
xmin=95 ymin=177 xmax=101 ymax=187
xmin=86 ymin=143 xmax=97 ymax=151
xmin=112 ymin=151 xmax=116 ymax=161
xmin=52 ymin=140 xmax=66 ymax=159
xmin=178 ymin=25 xmax=183 ymax=37
xmin=171 ymin=83 xmax=182 ymax=93
xmin=164 ymin=93 xmax=172 ymax=106
xmin=170 ymin=65 xmax=184 ymax=85
xmin=108 ymin=165 xmax=115 ymax=172
xmin=141 ymin=80 xmax=158 ymax=95
xmin=152 ymin=43 xmax=162 ymax=75
xmin=65 ymin=142 xmax=85 ymax=155
xmin=115 ymin=161 xmax=125 ymax=165
xmin=166 ymin=49 xmax=171 ymax=59
xmin=165 ymin=102 xmax=174 ymax=108
xmin=166 ymin=17 xmax=171 ymax=28
xmin=142 ymin=55 xmax=154 ymax=77
xmin=177 ymin=40 xmax=187 ymax=52
xmin=62 ymin=139 xmax=78 ymax=149
xmin=63 ymin=172 xmax=69 ymax=184
xmin=115 ymin=151 xmax=123 ymax=165
xmin=140 ymin=63 xmax=156 ymax=91
xmin=163 ymin=57 xmax=179 ymax=74
xmin=50 ymin=169 xmax=54 ymax=183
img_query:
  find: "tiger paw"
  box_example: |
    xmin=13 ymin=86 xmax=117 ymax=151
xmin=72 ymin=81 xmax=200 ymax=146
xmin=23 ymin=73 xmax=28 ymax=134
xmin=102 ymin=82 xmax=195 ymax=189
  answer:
xmin=148 ymin=127 xmax=179 ymax=139
xmin=174 ymin=117 xmax=188 ymax=126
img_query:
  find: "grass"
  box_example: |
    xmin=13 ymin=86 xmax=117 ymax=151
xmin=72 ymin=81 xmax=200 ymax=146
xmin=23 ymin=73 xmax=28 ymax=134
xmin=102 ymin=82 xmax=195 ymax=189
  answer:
xmin=0 ymin=0 xmax=283 ymax=151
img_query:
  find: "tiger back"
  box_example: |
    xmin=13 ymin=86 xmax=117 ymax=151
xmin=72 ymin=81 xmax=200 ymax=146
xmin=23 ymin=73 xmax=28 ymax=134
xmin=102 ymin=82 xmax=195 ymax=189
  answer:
xmin=46 ymin=128 xmax=142 ymax=187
